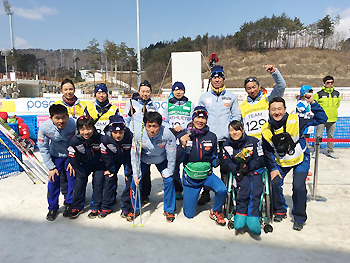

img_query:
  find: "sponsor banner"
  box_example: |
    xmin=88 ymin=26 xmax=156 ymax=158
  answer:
xmin=0 ymin=100 xmax=16 ymax=112
xmin=2 ymin=98 xmax=167 ymax=115
xmin=15 ymin=98 xmax=56 ymax=113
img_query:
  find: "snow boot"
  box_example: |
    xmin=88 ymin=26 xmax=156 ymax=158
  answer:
xmin=233 ymin=214 xmax=247 ymax=230
xmin=293 ymin=222 xmax=304 ymax=231
xmin=246 ymin=216 xmax=261 ymax=235
xmin=87 ymin=210 xmax=100 ymax=219
xmin=273 ymin=213 xmax=287 ymax=222
xmin=46 ymin=210 xmax=58 ymax=221
xmin=68 ymin=208 xmax=83 ymax=219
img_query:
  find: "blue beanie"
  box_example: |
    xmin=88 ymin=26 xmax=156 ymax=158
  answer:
xmin=210 ymin=65 xmax=225 ymax=80
xmin=94 ymin=83 xmax=108 ymax=95
xmin=171 ymin=81 xmax=185 ymax=92
xmin=300 ymin=85 xmax=313 ymax=97
xmin=192 ymin=106 xmax=208 ymax=120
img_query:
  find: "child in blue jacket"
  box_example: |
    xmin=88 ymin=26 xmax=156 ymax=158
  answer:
xmin=37 ymin=104 xmax=76 ymax=221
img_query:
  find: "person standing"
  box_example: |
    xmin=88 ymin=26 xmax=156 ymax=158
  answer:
xmin=240 ymin=65 xmax=286 ymax=140
xmin=261 ymin=97 xmax=327 ymax=231
xmin=123 ymin=80 xmax=157 ymax=203
xmin=197 ymin=65 xmax=241 ymax=205
xmin=55 ymin=78 xmax=86 ymax=119
xmin=37 ymin=105 xmax=76 ymax=221
xmin=84 ymin=83 xmax=119 ymax=134
xmin=163 ymin=81 xmax=195 ymax=200
xmin=314 ymin=76 xmax=341 ymax=159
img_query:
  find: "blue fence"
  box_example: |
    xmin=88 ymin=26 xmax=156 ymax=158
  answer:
xmin=0 ymin=124 xmax=23 ymax=179
xmin=309 ymin=117 xmax=350 ymax=148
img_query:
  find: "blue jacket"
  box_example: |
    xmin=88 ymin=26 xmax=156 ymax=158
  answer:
xmin=67 ymin=132 xmax=105 ymax=174
xmin=131 ymin=125 xmax=176 ymax=179
xmin=37 ymin=118 xmax=76 ymax=170
xmin=263 ymin=102 xmax=328 ymax=171
xmin=177 ymin=125 xmax=219 ymax=167
xmin=246 ymin=68 xmax=286 ymax=104
xmin=122 ymin=93 xmax=157 ymax=130
xmin=223 ymin=133 xmax=264 ymax=175
xmin=100 ymin=128 xmax=133 ymax=176
xmin=198 ymin=89 xmax=241 ymax=141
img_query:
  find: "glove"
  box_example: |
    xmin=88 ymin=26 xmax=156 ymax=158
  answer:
xmin=128 ymin=106 xmax=136 ymax=117
xmin=239 ymin=163 xmax=249 ymax=175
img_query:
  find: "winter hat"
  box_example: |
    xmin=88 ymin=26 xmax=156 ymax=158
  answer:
xmin=171 ymin=81 xmax=185 ymax=92
xmin=300 ymin=85 xmax=313 ymax=97
xmin=139 ymin=80 xmax=152 ymax=91
xmin=192 ymin=106 xmax=208 ymax=120
xmin=210 ymin=65 xmax=225 ymax=80
xmin=94 ymin=83 xmax=108 ymax=95
xmin=0 ymin=112 xmax=8 ymax=121
xmin=108 ymin=115 xmax=126 ymax=131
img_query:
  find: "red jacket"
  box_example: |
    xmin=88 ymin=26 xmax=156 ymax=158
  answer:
xmin=17 ymin=117 xmax=30 ymax=140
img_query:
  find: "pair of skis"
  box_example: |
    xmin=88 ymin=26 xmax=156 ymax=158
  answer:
xmin=131 ymin=100 xmax=145 ymax=227
xmin=0 ymin=118 xmax=48 ymax=184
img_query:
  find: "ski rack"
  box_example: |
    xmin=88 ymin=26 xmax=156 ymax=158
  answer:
xmin=0 ymin=118 xmax=48 ymax=183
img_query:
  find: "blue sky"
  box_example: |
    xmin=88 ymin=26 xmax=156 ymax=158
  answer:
xmin=0 ymin=0 xmax=350 ymax=51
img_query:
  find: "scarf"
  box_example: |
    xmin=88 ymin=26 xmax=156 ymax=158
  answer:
xmin=62 ymin=95 xmax=78 ymax=107
xmin=268 ymin=113 xmax=289 ymax=130
xmin=95 ymin=99 xmax=111 ymax=114
xmin=211 ymin=84 xmax=226 ymax=96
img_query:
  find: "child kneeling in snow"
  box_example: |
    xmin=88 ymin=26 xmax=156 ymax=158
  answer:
xmin=223 ymin=120 xmax=264 ymax=235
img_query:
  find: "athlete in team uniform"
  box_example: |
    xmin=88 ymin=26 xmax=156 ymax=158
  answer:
xmin=84 ymin=83 xmax=119 ymax=134
xmin=163 ymin=81 xmax=195 ymax=200
xmin=262 ymin=97 xmax=327 ymax=231
xmin=240 ymin=65 xmax=286 ymax=140
xmin=55 ymin=78 xmax=86 ymax=119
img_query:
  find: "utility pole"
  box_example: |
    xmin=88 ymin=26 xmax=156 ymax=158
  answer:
xmin=136 ymin=0 xmax=141 ymax=87
xmin=3 ymin=0 xmax=14 ymax=72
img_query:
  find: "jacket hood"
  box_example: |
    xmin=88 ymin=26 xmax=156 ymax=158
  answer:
xmin=16 ymin=117 xmax=24 ymax=124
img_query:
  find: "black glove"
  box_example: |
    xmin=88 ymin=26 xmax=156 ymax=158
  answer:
xmin=239 ymin=163 xmax=249 ymax=175
xmin=128 ymin=106 xmax=136 ymax=117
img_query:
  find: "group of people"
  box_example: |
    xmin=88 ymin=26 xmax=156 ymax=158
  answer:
xmin=34 ymin=65 xmax=340 ymax=235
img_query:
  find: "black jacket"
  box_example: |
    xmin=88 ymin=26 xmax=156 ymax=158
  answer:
xmin=223 ymin=133 xmax=264 ymax=175
xmin=178 ymin=125 xmax=219 ymax=167
xmin=100 ymin=128 xmax=133 ymax=176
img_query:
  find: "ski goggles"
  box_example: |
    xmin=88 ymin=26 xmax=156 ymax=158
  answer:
xmin=109 ymin=122 xmax=126 ymax=131
xmin=244 ymin=77 xmax=259 ymax=88
xmin=210 ymin=71 xmax=225 ymax=79
xmin=193 ymin=109 xmax=208 ymax=119
xmin=78 ymin=115 xmax=92 ymax=121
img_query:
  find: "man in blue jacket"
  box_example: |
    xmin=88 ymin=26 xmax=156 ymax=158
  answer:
xmin=37 ymin=104 xmax=76 ymax=221
xmin=197 ymin=65 xmax=241 ymax=205
xmin=262 ymin=96 xmax=327 ymax=231
xmin=130 ymin=112 xmax=176 ymax=223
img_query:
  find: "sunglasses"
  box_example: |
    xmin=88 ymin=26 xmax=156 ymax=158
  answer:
xmin=325 ymin=81 xmax=334 ymax=84
xmin=109 ymin=122 xmax=125 ymax=131
xmin=244 ymin=77 xmax=259 ymax=86
xmin=194 ymin=110 xmax=208 ymax=118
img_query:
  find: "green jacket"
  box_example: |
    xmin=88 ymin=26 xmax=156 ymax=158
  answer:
xmin=314 ymin=86 xmax=341 ymax=122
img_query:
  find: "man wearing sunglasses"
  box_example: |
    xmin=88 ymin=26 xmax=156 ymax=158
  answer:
xmin=198 ymin=65 xmax=241 ymax=205
xmin=240 ymin=65 xmax=286 ymax=140
xmin=314 ymin=76 xmax=341 ymax=159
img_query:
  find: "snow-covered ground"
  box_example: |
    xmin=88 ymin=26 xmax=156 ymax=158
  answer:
xmin=0 ymin=147 xmax=349 ymax=263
